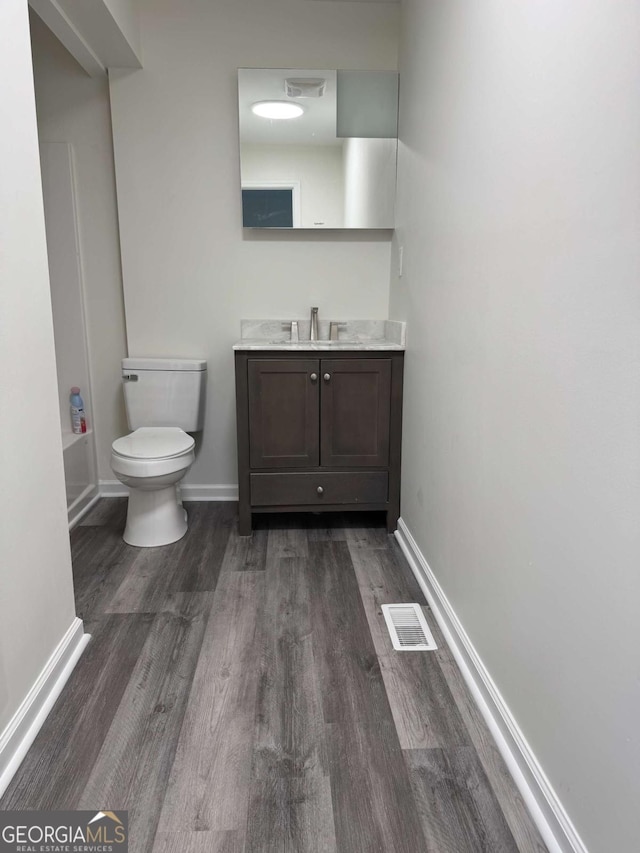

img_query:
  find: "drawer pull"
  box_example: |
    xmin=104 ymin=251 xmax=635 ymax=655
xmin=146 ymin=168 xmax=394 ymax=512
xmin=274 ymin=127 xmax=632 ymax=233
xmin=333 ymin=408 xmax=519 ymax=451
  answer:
xmin=310 ymin=373 xmax=318 ymax=382
xmin=324 ymin=373 xmax=331 ymax=382
xmin=317 ymin=486 xmax=324 ymax=495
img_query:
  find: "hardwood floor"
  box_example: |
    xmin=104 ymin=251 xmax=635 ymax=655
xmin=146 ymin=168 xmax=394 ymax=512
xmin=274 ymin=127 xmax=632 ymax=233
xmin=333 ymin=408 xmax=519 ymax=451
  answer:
xmin=0 ymin=501 xmax=547 ymax=853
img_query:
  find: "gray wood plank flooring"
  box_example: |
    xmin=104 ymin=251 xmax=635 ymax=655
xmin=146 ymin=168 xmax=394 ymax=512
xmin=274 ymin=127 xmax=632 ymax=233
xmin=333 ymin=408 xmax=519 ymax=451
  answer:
xmin=157 ymin=570 xmax=264 ymax=835
xmin=407 ymin=747 xmax=520 ymax=853
xmin=0 ymin=502 xmax=547 ymax=853
xmin=79 ymin=593 xmax=214 ymax=853
xmin=220 ymin=522 xmax=268 ymax=574
xmin=250 ymin=556 xmax=327 ymax=778
xmin=0 ymin=612 xmax=153 ymax=809
xmin=153 ymin=830 xmax=242 ymax=853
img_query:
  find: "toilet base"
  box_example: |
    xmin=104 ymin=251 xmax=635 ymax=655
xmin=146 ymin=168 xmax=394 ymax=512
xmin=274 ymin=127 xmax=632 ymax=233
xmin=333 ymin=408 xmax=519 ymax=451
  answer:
xmin=123 ymin=484 xmax=188 ymax=547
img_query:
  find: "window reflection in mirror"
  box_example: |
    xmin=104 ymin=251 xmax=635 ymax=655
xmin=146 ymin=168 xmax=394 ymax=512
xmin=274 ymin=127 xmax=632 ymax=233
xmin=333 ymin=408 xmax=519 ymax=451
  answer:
xmin=238 ymin=68 xmax=398 ymax=229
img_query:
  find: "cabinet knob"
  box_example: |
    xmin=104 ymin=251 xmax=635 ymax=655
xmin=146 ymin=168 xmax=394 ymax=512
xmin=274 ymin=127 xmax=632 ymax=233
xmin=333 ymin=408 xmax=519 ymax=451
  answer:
xmin=316 ymin=486 xmax=324 ymax=495
xmin=310 ymin=373 xmax=318 ymax=382
xmin=323 ymin=373 xmax=331 ymax=382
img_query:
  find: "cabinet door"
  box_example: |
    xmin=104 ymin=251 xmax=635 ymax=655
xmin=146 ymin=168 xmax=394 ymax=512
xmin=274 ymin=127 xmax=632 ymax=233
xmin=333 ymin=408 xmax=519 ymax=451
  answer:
xmin=248 ymin=359 xmax=320 ymax=468
xmin=320 ymin=358 xmax=391 ymax=467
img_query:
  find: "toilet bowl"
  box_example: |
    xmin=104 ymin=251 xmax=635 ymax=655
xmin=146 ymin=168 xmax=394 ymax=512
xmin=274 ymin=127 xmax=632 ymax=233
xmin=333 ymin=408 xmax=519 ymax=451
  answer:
xmin=111 ymin=427 xmax=195 ymax=547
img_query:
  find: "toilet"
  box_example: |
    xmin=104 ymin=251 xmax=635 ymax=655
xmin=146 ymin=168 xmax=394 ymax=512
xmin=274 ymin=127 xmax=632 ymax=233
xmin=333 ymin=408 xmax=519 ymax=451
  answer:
xmin=111 ymin=357 xmax=207 ymax=547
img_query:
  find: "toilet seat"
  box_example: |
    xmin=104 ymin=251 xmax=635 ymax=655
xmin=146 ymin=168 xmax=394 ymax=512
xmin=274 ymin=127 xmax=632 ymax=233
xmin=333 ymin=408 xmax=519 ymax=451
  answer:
xmin=111 ymin=428 xmax=195 ymax=481
xmin=112 ymin=427 xmax=194 ymax=460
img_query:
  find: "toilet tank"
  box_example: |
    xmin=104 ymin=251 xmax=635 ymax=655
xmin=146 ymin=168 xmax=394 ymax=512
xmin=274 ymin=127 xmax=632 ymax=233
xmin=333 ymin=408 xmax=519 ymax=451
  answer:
xmin=122 ymin=357 xmax=207 ymax=431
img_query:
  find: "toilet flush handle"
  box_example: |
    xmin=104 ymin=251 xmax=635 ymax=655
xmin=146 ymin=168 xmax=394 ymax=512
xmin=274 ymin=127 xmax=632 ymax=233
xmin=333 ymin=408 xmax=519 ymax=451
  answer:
xmin=123 ymin=373 xmax=138 ymax=382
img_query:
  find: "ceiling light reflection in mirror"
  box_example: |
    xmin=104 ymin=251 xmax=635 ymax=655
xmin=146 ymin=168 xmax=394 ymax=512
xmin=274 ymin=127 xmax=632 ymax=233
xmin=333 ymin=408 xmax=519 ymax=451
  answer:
xmin=251 ymin=101 xmax=305 ymax=120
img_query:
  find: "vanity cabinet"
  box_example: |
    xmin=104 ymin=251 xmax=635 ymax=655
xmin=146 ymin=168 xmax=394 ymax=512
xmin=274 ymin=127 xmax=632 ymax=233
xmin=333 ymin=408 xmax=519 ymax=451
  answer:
xmin=235 ymin=350 xmax=404 ymax=535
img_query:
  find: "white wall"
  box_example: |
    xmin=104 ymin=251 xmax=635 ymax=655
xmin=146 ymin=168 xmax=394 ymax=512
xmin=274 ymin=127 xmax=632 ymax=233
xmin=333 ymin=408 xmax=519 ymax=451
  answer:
xmin=391 ymin=2 xmax=640 ymax=851
xmin=109 ymin=0 xmax=399 ymax=488
xmin=0 ymin=0 xmax=78 ymax=734
xmin=30 ymin=13 xmax=128 ymax=481
xmin=241 ymin=143 xmax=344 ymax=228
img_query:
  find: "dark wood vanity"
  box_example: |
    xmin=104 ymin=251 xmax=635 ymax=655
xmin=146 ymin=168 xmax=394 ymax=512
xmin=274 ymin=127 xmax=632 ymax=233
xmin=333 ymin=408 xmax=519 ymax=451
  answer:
xmin=234 ymin=349 xmax=404 ymax=535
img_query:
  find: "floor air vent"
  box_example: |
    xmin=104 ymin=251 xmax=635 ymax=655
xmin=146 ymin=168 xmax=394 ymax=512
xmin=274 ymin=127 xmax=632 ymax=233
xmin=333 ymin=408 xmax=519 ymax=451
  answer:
xmin=381 ymin=604 xmax=438 ymax=651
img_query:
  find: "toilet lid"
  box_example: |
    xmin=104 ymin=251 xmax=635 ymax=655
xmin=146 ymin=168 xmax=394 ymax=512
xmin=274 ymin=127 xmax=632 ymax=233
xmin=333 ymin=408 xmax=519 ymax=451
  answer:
xmin=112 ymin=427 xmax=195 ymax=460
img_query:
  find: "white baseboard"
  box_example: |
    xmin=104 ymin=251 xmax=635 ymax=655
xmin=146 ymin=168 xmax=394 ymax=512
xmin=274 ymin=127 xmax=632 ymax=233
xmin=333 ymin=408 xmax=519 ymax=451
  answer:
xmin=180 ymin=483 xmax=238 ymax=501
xmin=98 ymin=479 xmax=128 ymax=497
xmin=99 ymin=480 xmax=239 ymax=501
xmin=0 ymin=617 xmax=90 ymax=799
xmin=395 ymin=518 xmax=588 ymax=853
xmin=68 ymin=486 xmax=100 ymax=529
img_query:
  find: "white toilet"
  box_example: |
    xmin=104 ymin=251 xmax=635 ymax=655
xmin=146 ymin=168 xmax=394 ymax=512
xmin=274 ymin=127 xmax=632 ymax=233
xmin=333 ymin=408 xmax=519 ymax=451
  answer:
xmin=111 ymin=357 xmax=207 ymax=547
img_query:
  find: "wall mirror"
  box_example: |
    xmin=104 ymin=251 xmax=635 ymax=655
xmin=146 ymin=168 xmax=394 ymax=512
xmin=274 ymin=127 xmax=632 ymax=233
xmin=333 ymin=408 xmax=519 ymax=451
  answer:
xmin=238 ymin=68 xmax=398 ymax=229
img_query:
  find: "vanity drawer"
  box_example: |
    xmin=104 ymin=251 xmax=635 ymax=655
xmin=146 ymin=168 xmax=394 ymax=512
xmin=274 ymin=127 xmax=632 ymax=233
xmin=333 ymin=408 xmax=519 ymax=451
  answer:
xmin=250 ymin=471 xmax=388 ymax=506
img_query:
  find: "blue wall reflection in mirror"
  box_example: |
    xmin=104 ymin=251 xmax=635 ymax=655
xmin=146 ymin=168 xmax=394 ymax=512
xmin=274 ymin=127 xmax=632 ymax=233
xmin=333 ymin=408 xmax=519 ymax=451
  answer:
xmin=242 ymin=188 xmax=293 ymax=228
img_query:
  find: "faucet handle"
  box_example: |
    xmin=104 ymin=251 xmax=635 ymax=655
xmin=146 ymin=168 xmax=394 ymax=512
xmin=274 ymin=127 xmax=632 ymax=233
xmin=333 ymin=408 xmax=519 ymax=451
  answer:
xmin=329 ymin=321 xmax=346 ymax=341
xmin=282 ymin=320 xmax=299 ymax=342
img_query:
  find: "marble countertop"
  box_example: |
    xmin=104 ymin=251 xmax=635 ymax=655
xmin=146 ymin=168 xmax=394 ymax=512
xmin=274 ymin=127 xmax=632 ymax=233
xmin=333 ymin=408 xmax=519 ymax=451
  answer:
xmin=232 ymin=319 xmax=406 ymax=351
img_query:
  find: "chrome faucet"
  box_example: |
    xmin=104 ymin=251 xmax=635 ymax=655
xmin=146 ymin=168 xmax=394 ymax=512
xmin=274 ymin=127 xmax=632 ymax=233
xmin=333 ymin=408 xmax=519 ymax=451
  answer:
xmin=310 ymin=306 xmax=319 ymax=341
